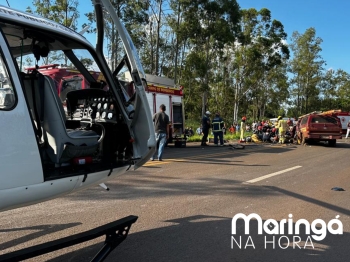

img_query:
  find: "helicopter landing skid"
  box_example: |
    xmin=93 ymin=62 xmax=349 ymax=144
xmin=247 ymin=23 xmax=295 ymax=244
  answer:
xmin=0 ymin=215 xmax=138 ymax=262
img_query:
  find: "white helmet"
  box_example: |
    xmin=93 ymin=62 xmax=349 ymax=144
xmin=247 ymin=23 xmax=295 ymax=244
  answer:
xmin=206 ymin=111 xmax=211 ymax=115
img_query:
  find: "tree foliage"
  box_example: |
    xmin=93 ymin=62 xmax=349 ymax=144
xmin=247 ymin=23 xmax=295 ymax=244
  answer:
xmin=26 ymin=0 xmax=80 ymax=65
xmin=26 ymin=1 xmax=350 ymax=124
xmin=288 ymin=28 xmax=324 ymax=115
xmin=27 ymin=0 xmax=79 ymax=29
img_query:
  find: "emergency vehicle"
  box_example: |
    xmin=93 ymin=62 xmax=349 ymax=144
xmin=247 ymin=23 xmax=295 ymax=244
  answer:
xmin=322 ymin=110 xmax=350 ymax=134
xmin=25 ymin=64 xmax=105 ymax=101
xmin=124 ymin=73 xmax=185 ymax=140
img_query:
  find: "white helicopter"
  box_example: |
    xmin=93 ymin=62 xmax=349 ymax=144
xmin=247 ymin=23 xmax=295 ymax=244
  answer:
xmin=0 ymin=0 xmax=156 ymax=213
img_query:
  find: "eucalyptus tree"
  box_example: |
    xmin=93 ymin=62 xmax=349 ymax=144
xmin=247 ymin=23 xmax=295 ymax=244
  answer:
xmin=178 ymin=0 xmax=241 ymax=117
xmin=84 ymin=0 xmax=149 ymax=71
xmin=336 ymin=70 xmax=350 ymax=111
xmin=320 ymin=69 xmax=350 ymax=111
xmin=27 ymin=0 xmax=79 ymax=28
xmin=289 ymin=27 xmax=325 ymax=114
xmin=229 ymin=8 xmax=289 ymax=122
xmin=26 ymin=0 xmax=80 ymax=65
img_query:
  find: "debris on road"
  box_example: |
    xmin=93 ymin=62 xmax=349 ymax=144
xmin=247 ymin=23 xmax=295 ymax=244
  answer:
xmin=228 ymin=144 xmax=245 ymax=150
xmin=331 ymin=187 xmax=345 ymax=191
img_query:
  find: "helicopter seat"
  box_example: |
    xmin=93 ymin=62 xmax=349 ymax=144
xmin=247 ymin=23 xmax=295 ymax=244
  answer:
xmin=22 ymin=73 xmax=102 ymax=164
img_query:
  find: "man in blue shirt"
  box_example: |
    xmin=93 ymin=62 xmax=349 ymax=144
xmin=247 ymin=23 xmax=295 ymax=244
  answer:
xmin=212 ymin=112 xmax=225 ymax=146
xmin=201 ymin=111 xmax=211 ymax=146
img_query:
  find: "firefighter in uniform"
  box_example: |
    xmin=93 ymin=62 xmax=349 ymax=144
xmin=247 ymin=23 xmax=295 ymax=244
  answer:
xmin=240 ymin=116 xmax=246 ymax=142
xmin=212 ymin=112 xmax=225 ymax=146
xmin=201 ymin=111 xmax=211 ymax=146
xmin=277 ymin=116 xmax=288 ymax=144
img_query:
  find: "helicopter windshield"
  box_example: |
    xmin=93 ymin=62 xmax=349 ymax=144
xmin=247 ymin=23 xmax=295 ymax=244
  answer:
xmin=93 ymin=0 xmax=146 ymax=87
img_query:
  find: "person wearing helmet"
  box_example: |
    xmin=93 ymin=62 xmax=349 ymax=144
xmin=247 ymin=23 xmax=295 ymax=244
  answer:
xmin=212 ymin=112 xmax=225 ymax=146
xmin=277 ymin=116 xmax=288 ymax=144
xmin=240 ymin=116 xmax=246 ymax=142
xmin=201 ymin=110 xmax=211 ymax=146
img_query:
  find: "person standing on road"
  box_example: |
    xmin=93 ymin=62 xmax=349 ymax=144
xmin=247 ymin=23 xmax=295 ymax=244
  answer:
xmin=201 ymin=111 xmax=211 ymax=146
xmin=212 ymin=112 xmax=225 ymax=146
xmin=151 ymin=104 xmax=169 ymax=161
xmin=240 ymin=116 xmax=246 ymax=142
xmin=346 ymin=120 xmax=350 ymax=139
xmin=277 ymin=116 xmax=288 ymax=144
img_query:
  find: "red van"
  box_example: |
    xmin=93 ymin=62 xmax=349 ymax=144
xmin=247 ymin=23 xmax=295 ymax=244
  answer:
xmin=297 ymin=112 xmax=342 ymax=146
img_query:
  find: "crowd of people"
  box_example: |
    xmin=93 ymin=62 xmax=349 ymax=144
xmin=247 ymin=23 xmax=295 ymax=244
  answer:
xmin=247 ymin=116 xmax=297 ymax=144
xmin=192 ymin=112 xmax=298 ymax=145
xmin=151 ymin=104 xmax=298 ymax=161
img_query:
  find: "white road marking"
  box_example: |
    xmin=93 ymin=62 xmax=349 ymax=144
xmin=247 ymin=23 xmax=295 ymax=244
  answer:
xmin=244 ymin=166 xmax=302 ymax=184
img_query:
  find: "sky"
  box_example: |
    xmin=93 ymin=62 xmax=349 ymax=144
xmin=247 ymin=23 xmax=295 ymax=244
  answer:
xmin=238 ymin=0 xmax=350 ymax=72
xmin=0 ymin=0 xmax=349 ymax=72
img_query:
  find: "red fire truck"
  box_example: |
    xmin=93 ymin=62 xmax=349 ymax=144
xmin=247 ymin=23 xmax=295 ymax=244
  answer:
xmin=124 ymin=73 xmax=185 ymax=140
xmin=26 ymin=64 xmax=106 ymax=101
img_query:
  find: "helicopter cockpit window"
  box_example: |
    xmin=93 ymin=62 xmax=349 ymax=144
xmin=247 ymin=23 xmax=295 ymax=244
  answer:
xmin=0 ymin=53 xmax=15 ymax=110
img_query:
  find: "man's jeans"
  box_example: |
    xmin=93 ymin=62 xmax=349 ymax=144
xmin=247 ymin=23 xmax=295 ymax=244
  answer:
xmin=153 ymin=132 xmax=167 ymax=160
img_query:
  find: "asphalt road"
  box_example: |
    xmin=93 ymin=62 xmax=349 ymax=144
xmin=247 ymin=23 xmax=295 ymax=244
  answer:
xmin=1 ymin=141 xmax=350 ymax=262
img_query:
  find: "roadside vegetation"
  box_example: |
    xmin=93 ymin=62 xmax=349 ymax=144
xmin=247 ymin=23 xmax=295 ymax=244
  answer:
xmin=186 ymin=133 xmax=249 ymax=143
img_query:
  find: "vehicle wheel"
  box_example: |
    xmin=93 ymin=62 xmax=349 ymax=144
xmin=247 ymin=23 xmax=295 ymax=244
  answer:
xmin=329 ymin=139 xmax=336 ymax=147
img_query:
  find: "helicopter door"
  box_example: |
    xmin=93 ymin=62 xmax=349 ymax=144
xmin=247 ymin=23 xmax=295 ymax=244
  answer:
xmin=0 ymin=32 xmax=43 ymax=190
xmin=96 ymin=0 xmax=156 ymax=169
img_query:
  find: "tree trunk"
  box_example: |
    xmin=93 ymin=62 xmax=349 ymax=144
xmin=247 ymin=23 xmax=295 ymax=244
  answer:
xmin=233 ymin=83 xmax=239 ymax=123
xmin=150 ymin=22 xmax=154 ymax=74
xmin=155 ymin=0 xmax=162 ymax=75
xmin=201 ymin=36 xmax=210 ymax=117
xmin=174 ymin=2 xmax=181 ymax=85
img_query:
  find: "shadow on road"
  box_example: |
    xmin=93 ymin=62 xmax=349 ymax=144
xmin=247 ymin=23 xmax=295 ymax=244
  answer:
xmin=265 ymin=186 xmax=350 ymax=216
xmin=301 ymin=140 xmax=350 ymax=148
xmin=164 ymin=159 xmax=270 ymax=167
xmin=65 ymin=176 xmax=280 ymax=201
xmin=44 ymin=215 xmax=349 ymax=262
xmin=151 ymin=143 xmax=298 ymax=161
xmin=0 ymin=223 xmax=82 ymax=252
